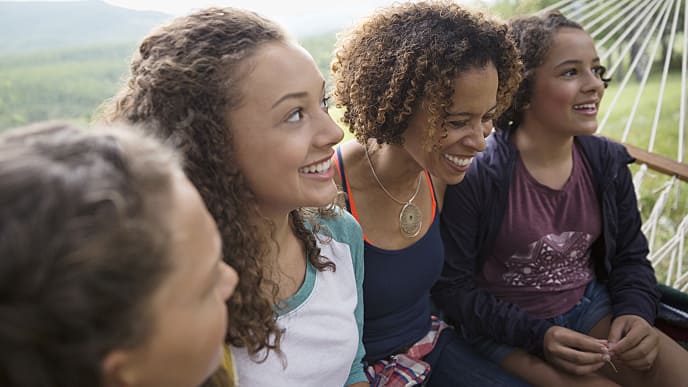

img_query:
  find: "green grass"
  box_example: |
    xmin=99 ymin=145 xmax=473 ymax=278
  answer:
xmin=599 ymin=72 xmax=685 ymax=159
xmin=599 ymin=71 xmax=687 ymax=286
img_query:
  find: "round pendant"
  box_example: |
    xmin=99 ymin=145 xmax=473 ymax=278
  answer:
xmin=399 ymin=202 xmax=422 ymax=238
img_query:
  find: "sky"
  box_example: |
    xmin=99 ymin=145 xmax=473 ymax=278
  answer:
xmin=101 ymin=0 xmax=483 ymax=35
xmin=4 ymin=0 xmax=489 ymax=36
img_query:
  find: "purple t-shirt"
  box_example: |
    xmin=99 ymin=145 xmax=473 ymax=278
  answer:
xmin=477 ymin=143 xmax=601 ymax=319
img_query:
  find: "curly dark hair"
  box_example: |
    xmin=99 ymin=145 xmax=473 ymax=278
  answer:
xmin=495 ymin=11 xmax=611 ymax=131
xmin=331 ymin=0 xmax=522 ymax=148
xmin=99 ymin=7 xmax=334 ymax=358
xmin=0 ymin=122 xmax=177 ymax=386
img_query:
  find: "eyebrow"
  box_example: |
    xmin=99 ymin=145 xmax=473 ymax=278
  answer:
xmin=446 ymin=104 xmax=498 ymax=117
xmin=271 ymin=80 xmax=326 ymax=109
xmin=554 ymin=57 xmax=601 ymax=69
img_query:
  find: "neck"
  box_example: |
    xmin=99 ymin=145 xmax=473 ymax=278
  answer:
xmin=257 ymin=209 xmax=307 ymax=299
xmin=366 ymin=141 xmax=424 ymax=188
xmin=513 ymin=123 xmax=574 ymax=166
xmin=252 ymin=207 xmax=297 ymax=260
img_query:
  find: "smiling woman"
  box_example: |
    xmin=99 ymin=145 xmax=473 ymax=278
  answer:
xmin=100 ymin=6 xmax=367 ymax=387
xmin=329 ymin=1 xmax=525 ymax=385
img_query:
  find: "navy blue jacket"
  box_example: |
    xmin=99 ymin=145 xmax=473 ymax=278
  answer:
xmin=432 ymin=129 xmax=660 ymax=357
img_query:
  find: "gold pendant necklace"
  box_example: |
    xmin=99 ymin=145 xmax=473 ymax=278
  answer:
xmin=364 ymin=145 xmax=423 ymax=238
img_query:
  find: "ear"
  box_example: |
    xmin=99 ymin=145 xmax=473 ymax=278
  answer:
xmin=101 ymin=350 xmax=137 ymax=387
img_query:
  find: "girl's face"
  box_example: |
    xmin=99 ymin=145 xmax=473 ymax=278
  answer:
xmin=524 ymin=27 xmax=606 ymax=136
xmin=227 ymin=41 xmax=344 ymax=217
xmin=402 ymin=63 xmax=498 ymax=185
xmin=103 ymin=172 xmax=238 ymax=387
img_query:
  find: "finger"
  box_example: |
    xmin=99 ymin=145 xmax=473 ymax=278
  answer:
xmin=549 ymin=327 xmax=609 ymax=354
xmin=551 ymin=355 xmax=607 ymax=376
xmin=607 ymin=318 xmax=627 ymax=344
xmin=616 ymin=334 xmax=659 ymax=370
xmin=609 ymin=323 xmax=651 ymax=355
xmin=556 ymin=345 xmax=610 ymax=366
xmin=544 ymin=326 xmax=609 ymax=373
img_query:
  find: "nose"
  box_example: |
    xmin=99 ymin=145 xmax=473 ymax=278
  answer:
xmin=462 ymin=121 xmax=488 ymax=152
xmin=315 ymin=110 xmax=345 ymax=148
xmin=219 ymin=262 xmax=239 ymax=301
xmin=584 ymin=70 xmax=606 ymax=94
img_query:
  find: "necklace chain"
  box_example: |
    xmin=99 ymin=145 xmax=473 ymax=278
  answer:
xmin=364 ymin=145 xmax=423 ymax=205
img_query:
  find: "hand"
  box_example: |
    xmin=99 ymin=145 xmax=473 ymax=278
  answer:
xmin=543 ymin=325 xmax=610 ymax=375
xmin=607 ymin=314 xmax=658 ymax=371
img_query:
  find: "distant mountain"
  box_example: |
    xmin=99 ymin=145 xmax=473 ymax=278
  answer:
xmin=0 ymin=0 xmax=172 ymax=54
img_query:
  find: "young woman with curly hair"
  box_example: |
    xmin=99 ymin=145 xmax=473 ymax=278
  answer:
xmin=0 ymin=122 xmax=238 ymax=387
xmin=434 ymin=11 xmax=688 ymax=386
xmin=101 ymin=7 xmax=367 ymax=387
xmin=330 ymin=2 xmax=525 ymax=385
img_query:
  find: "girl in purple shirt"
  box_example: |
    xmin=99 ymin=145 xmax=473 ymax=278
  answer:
xmin=435 ymin=11 xmax=688 ymax=386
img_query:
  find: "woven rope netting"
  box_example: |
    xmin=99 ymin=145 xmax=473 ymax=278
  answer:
xmin=539 ymin=0 xmax=688 ymax=291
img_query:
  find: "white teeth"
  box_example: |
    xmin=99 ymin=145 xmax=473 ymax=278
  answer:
xmin=299 ymin=159 xmax=331 ymax=174
xmin=573 ymin=103 xmax=596 ymax=110
xmin=443 ymin=153 xmax=473 ymax=167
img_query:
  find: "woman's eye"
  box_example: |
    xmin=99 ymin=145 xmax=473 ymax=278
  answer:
xmin=446 ymin=121 xmax=468 ymax=129
xmin=320 ymin=96 xmax=331 ymax=111
xmin=562 ymin=69 xmax=577 ymax=77
xmin=592 ymin=66 xmax=606 ymax=77
xmin=287 ymin=109 xmax=304 ymax=123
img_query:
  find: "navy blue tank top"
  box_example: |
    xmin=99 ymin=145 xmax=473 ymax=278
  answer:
xmin=335 ymin=147 xmax=444 ymax=361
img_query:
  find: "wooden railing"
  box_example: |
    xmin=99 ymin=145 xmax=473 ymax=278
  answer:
xmin=623 ymin=142 xmax=688 ymax=183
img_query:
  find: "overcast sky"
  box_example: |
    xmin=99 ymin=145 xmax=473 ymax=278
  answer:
xmin=101 ymin=0 xmax=484 ymax=35
xmin=4 ymin=0 xmax=490 ymax=36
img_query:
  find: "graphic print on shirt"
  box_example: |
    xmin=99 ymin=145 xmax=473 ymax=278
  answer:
xmin=502 ymin=231 xmax=594 ymax=290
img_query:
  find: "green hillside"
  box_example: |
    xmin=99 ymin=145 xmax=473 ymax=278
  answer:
xmin=0 ymin=43 xmax=137 ymax=128
xmin=0 ymin=1 xmax=338 ymax=130
xmin=0 ymin=32 xmax=338 ymax=131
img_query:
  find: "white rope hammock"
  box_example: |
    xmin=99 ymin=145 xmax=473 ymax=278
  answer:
xmin=539 ymin=0 xmax=688 ymax=291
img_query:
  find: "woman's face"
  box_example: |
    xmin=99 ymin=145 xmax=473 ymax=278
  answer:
xmin=103 ymin=172 xmax=238 ymax=387
xmin=524 ymin=27 xmax=606 ymax=136
xmin=227 ymin=41 xmax=344 ymax=218
xmin=402 ymin=63 xmax=499 ymax=185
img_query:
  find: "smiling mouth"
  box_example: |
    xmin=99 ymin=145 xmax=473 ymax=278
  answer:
xmin=298 ymin=158 xmax=332 ymax=174
xmin=573 ymin=103 xmax=597 ymax=112
xmin=443 ymin=153 xmax=474 ymax=167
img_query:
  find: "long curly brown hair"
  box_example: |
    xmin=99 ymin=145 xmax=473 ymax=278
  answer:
xmin=331 ymin=1 xmax=522 ymax=148
xmin=495 ymin=11 xmax=611 ymax=131
xmin=99 ymin=7 xmax=333 ymax=359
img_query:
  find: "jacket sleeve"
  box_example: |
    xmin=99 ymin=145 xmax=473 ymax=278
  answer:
xmin=432 ymin=165 xmax=554 ymax=358
xmin=606 ymin=149 xmax=659 ymax=323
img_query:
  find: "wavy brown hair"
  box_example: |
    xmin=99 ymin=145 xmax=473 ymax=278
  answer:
xmin=0 ymin=122 xmax=177 ymax=386
xmin=99 ymin=7 xmax=334 ymax=358
xmin=331 ymin=0 xmax=522 ymax=148
xmin=495 ymin=11 xmax=611 ymax=131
